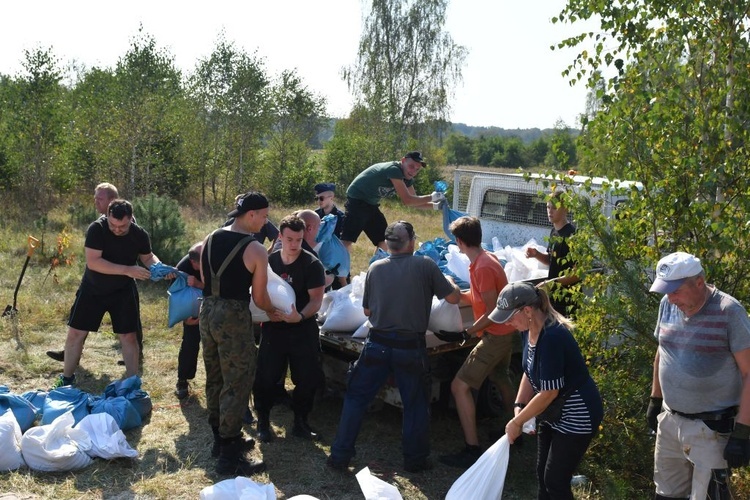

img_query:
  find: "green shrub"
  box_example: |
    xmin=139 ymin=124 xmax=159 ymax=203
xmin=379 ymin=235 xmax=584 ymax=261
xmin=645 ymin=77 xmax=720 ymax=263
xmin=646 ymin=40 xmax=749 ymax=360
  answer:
xmin=132 ymin=194 xmax=186 ymax=265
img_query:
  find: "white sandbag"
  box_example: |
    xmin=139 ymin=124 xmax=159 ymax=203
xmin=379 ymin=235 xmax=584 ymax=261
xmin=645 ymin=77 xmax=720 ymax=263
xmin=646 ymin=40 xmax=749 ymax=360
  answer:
xmin=356 ymin=466 xmax=403 ymax=500
xmin=288 ymin=496 xmax=321 ymax=500
xmin=199 ymin=476 xmax=276 ymax=500
xmin=352 ymin=319 xmax=371 ymax=339
xmin=76 ymin=413 xmax=138 ymax=459
xmin=250 ymin=265 xmax=295 ymax=323
xmin=445 ymin=245 xmax=471 ymax=284
xmin=427 ymin=297 xmax=463 ymax=335
xmin=446 ymin=435 xmax=510 ymax=500
xmin=21 ymin=411 xmax=93 ymax=472
xmin=321 ymin=289 xmax=367 ymax=332
xmin=0 ymin=410 xmax=25 ymax=471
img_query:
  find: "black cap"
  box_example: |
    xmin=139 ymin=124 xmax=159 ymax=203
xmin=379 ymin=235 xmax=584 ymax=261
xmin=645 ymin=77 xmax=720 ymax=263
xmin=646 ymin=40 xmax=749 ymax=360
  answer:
xmin=488 ymin=282 xmax=540 ymax=323
xmin=314 ymin=182 xmax=336 ymax=195
xmin=404 ymin=151 xmax=427 ymax=167
xmin=227 ymin=192 xmax=269 ymax=217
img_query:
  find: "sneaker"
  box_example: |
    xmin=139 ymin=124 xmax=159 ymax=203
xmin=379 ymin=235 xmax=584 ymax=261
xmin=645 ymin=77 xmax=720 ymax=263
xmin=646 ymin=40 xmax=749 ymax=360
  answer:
xmin=403 ymin=459 xmax=434 ymax=473
xmin=52 ymin=374 xmax=76 ymax=389
xmin=46 ymin=350 xmax=65 ymax=362
xmin=326 ymin=455 xmax=349 ymax=471
xmin=175 ymin=380 xmax=189 ymax=400
xmin=438 ymin=444 xmax=483 ymax=469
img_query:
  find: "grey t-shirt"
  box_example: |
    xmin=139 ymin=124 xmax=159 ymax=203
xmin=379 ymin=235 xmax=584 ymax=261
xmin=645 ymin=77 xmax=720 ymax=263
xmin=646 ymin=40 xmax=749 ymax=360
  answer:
xmin=655 ymin=286 xmax=750 ymax=413
xmin=363 ymin=253 xmax=454 ymax=334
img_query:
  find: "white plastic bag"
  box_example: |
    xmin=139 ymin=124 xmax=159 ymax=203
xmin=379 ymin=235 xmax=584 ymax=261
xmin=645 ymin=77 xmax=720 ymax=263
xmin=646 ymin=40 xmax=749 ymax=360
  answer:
xmin=356 ymin=466 xmax=403 ymax=500
xmin=0 ymin=410 xmax=25 ymax=471
xmin=321 ymin=274 xmax=367 ymax=332
xmin=21 ymin=411 xmax=93 ymax=472
xmin=352 ymin=319 xmax=371 ymax=339
xmin=445 ymin=245 xmax=471 ymax=284
xmin=76 ymin=413 xmax=138 ymax=459
xmin=427 ymin=297 xmax=464 ymax=335
xmin=445 ymin=435 xmax=510 ymax=500
xmin=250 ymin=265 xmax=295 ymax=323
xmin=199 ymin=476 xmax=276 ymax=500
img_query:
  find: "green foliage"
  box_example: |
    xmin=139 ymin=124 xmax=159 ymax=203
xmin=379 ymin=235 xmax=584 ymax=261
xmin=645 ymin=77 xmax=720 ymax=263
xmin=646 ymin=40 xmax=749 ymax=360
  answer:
xmin=549 ymin=1 xmax=750 ymax=495
xmin=132 ymin=194 xmax=186 ymax=265
xmin=344 ymin=0 xmax=466 ymax=154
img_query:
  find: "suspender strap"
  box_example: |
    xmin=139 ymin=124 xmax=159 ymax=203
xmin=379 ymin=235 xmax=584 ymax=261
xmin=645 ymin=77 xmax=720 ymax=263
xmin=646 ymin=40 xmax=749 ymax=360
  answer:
xmin=206 ymin=231 xmax=255 ymax=297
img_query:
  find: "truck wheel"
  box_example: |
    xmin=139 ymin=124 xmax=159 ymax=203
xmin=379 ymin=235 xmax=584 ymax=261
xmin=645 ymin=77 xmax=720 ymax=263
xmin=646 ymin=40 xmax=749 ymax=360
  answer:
xmin=476 ymin=379 xmax=505 ymax=418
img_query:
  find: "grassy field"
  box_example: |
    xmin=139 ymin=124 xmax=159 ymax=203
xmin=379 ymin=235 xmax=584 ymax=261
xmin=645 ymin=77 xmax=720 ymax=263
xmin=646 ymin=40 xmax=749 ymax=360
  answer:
xmin=0 ymin=198 xmax=601 ymax=499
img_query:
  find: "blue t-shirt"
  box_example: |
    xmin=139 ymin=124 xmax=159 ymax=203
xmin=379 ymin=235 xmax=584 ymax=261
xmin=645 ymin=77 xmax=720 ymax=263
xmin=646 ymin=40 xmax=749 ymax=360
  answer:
xmin=522 ymin=321 xmax=603 ymax=434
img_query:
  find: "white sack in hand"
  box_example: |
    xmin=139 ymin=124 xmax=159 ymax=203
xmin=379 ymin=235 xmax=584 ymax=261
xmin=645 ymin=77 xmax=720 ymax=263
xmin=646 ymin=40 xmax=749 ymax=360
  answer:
xmin=199 ymin=476 xmax=277 ymax=500
xmin=250 ymin=265 xmax=295 ymax=323
xmin=445 ymin=245 xmax=471 ymax=284
xmin=428 ymin=297 xmax=464 ymax=336
xmin=446 ymin=435 xmax=510 ymax=500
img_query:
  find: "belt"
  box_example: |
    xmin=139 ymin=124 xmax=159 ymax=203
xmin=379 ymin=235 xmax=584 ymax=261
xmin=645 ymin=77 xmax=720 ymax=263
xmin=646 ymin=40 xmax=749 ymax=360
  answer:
xmin=369 ymin=331 xmax=425 ymax=349
xmin=669 ymin=407 xmax=737 ymax=421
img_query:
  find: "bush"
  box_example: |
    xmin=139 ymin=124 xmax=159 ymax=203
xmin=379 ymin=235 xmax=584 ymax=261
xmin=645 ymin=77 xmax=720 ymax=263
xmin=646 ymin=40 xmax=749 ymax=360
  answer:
xmin=132 ymin=194 xmax=186 ymax=265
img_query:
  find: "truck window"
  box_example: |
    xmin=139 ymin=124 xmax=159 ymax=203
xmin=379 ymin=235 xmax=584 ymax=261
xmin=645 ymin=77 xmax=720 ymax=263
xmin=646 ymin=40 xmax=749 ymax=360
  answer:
xmin=480 ymin=189 xmax=549 ymax=226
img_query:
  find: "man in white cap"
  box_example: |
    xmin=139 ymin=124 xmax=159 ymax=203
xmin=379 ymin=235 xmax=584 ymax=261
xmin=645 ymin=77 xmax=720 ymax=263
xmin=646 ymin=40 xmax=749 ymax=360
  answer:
xmin=647 ymin=251 xmax=750 ymax=499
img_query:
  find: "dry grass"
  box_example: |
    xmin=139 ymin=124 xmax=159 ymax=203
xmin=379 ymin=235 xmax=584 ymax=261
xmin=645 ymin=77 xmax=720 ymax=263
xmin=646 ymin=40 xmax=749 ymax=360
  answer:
xmin=0 ymin=199 xmax=596 ymax=499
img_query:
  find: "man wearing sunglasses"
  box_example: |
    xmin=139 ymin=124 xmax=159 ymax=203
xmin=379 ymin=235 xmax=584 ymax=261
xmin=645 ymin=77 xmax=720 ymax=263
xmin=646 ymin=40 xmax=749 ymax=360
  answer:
xmin=313 ymin=182 xmax=345 ymax=239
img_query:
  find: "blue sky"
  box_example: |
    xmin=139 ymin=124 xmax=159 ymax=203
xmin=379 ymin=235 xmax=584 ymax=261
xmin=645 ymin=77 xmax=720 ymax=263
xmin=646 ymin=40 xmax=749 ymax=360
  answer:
xmin=1 ymin=0 xmax=597 ymax=129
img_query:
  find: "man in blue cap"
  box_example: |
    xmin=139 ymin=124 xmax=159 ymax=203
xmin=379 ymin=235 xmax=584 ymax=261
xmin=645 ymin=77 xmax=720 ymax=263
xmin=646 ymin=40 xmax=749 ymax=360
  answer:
xmin=313 ymin=182 xmax=345 ymax=239
xmin=340 ymin=152 xmax=445 ymax=253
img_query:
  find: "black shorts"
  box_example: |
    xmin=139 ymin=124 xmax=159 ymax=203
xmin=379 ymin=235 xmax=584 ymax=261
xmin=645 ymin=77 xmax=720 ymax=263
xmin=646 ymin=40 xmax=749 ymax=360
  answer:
xmin=340 ymin=198 xmax=388 ymax=246
xmin=67 ymin=283 xmax=141 ymax=334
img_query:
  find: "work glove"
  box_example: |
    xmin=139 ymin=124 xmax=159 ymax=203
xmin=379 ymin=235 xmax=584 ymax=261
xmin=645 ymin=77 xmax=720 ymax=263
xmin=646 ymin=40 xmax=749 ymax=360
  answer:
xmin=432 ymin=202 xmax=442 ymax=211
xmin=430 ymin=191 xmax=446 ymax=203
xmin=724 ymin=422 xmax=750 ymax=468
xmin=435 ymin=329 xmax=470 ymax=344
xmin=646 ymin=396 xmax=663 ymax=432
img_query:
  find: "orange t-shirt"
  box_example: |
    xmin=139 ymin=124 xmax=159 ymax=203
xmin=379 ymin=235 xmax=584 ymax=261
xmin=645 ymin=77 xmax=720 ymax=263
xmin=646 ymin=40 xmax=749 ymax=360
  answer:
xmin=469 ymin=251 xmax=515 ymax=336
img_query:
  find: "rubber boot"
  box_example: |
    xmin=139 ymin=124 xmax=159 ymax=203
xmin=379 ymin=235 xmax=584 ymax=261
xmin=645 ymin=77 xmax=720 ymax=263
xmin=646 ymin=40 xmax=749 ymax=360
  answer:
xmin=211 ymin=427 xmax=255 ymax=458
xmin=292 ymin=414 xmax=321 ymax=440
xmin=256 ymin=411 xmax=275 ymax=443
xmin=216 ymin=437 xmax=266 ymax=476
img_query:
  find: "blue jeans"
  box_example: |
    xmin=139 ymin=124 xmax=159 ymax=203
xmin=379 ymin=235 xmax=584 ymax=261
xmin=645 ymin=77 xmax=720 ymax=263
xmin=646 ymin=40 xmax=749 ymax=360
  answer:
xmin=330 ymin=336 xmax=432 ymax=467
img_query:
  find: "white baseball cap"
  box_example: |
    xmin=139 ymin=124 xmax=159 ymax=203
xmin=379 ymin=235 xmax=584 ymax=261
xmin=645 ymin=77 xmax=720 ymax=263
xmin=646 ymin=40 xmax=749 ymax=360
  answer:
xmin=649 ymin=252 xmax=703 ymax=294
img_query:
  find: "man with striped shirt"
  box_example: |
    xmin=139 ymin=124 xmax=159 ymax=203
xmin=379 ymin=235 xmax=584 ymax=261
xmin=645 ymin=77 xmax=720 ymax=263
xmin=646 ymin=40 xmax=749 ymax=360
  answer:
xmin=648 ymin=252 xmax=750 ymax=499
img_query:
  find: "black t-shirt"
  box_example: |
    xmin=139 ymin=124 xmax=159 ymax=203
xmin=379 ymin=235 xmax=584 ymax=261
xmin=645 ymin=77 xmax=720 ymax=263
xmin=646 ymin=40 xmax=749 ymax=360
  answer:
xmin=81 ymin=217 xmax=152 ymax=295
xmin=176 ymin=254 xmax=201 ymax=280
xmin=547 ymin=222 xmax=576 ymax=315
xmin=267 ymin=248 xmax=325 ymax=329
xmin=201 ymin=229 xmax=257 ymax=301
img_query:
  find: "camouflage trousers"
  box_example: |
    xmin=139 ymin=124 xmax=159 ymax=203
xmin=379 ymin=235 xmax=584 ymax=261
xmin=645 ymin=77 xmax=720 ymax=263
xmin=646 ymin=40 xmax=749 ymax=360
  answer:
xmin=199 ymin=296 xmax=257 ymax=439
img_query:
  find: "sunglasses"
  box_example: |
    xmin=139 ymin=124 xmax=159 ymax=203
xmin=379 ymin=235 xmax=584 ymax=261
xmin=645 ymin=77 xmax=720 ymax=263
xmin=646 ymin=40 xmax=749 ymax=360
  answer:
xmin=316 ymin=195 xmax=328 ymax=201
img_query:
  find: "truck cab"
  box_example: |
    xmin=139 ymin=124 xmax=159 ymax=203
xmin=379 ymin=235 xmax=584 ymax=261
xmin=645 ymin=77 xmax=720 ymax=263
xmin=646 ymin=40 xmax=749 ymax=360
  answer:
xmin=453 ymin=169 xmax=639 ymax=248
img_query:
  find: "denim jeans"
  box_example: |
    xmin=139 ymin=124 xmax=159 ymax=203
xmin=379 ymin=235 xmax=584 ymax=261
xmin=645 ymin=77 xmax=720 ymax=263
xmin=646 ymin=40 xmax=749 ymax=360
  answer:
xmin=330 ymin=336 xmax=432 ymax=466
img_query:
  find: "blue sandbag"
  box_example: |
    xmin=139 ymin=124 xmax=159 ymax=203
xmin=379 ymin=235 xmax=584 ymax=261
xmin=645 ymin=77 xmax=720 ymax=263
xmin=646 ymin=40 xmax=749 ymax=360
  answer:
xmin=369 ymin=247 xmax=389 ymax=265
xmin=167 ymin=272 xmax=202 ymax=327
xmin=316 ymin=214 xmax=351 ymax=277
xmin=89 ymin=395 xmax=142 ymax=431
xmin=0 ymin=386 xmax=39 ymax=432
xmin=441 ymin=201 xmax=467 ymax=242
xmin=42 ymin=386 xmax=90 ymax=425
xmin=103 ymin=375 xmax=152 ymax=420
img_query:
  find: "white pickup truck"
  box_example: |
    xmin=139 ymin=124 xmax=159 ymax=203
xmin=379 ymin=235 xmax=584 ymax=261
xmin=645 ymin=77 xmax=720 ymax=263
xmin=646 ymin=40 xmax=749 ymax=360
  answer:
xmin=319 ymin=168 xmax=636 ymax=414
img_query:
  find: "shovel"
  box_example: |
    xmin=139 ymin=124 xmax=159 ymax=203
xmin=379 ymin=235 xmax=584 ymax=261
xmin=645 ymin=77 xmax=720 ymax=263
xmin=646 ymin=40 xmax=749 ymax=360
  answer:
xmin=3 ymin=235 xmax=40 ymax=318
